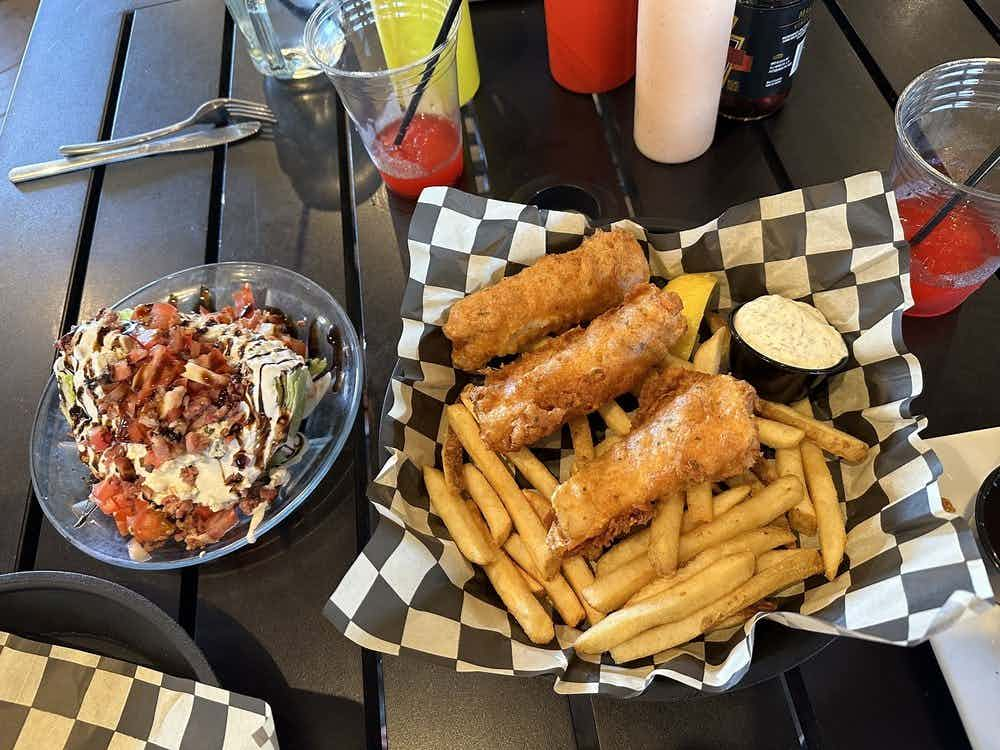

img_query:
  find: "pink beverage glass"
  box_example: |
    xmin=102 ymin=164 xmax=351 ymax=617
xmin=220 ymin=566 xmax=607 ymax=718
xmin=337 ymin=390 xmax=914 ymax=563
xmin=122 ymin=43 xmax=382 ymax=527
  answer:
xmin=889 ymin=58 xmax=1000 ymax=317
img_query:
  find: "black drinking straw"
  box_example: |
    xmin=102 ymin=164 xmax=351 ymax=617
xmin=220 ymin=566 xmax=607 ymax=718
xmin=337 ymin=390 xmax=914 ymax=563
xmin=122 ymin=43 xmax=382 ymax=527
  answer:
xmin=909 ymin=144 xmax=1000 ymax=246
xmin=392 ymin=0 xmax=463 ymax=147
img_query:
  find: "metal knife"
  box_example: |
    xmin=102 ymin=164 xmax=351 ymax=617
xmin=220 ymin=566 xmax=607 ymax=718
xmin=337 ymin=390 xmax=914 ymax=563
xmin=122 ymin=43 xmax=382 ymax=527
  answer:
xmin=8 ymin=121 xmax=261 ymax=184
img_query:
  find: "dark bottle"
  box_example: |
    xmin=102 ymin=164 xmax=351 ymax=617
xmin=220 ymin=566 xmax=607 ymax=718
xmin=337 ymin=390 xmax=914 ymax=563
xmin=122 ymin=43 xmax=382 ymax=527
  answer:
xmin=720 ymin=0 xmax=814 ymax=121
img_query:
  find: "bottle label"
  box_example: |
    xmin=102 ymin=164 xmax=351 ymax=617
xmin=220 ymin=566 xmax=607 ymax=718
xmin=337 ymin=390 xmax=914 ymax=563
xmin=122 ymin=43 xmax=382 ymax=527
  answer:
xmin=724 ymin=2 xmax=813 ymax=100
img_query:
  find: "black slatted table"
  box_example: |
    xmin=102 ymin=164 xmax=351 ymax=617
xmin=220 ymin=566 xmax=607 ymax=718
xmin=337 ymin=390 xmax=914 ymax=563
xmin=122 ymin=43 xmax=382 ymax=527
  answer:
xmin=1 ymin=1 xmax=996 ymax=747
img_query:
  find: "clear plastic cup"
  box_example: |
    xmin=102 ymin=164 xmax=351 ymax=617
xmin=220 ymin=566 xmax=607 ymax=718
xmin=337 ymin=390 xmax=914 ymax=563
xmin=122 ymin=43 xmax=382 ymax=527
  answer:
xmin=890 ymin=58 xmax=1000 ymax=317
xmin=304 ymin=0 xmax=465 ymax=199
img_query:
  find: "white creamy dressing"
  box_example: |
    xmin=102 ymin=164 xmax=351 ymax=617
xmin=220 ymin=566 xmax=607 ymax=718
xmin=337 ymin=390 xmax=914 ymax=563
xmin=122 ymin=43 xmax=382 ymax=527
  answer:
xmin=734 ymin=295 xmax=847 ymax=370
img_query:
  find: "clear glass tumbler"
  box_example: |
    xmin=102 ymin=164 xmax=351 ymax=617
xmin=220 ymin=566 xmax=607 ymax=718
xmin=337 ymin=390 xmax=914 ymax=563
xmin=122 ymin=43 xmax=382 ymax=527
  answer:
xmin=890 ymin=58 xmax=1000 ymax=317
xmin=304 ymin=0 xmax=465 ymax=199
xmin=226 ymin=0 xmax=323 ymax=80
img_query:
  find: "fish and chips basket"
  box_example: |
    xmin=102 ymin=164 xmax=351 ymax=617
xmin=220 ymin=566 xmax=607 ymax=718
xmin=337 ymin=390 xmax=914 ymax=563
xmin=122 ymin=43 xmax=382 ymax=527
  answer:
xmin=325 ymin=171 xmax=995 ymax=695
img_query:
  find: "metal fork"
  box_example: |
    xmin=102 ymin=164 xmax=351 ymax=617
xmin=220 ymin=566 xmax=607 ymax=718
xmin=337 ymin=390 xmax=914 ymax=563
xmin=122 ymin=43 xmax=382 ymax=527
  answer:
xmin=59 ymin=97 xmax=277 ymax=156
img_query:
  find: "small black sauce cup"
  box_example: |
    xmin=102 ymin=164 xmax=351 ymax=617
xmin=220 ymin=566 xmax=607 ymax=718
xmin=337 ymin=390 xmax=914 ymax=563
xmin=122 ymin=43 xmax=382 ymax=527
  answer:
xmin=728 ymin=302 xmax=850 ymax=404
xmin=974 ymin=465 xmax=1000 ymax=576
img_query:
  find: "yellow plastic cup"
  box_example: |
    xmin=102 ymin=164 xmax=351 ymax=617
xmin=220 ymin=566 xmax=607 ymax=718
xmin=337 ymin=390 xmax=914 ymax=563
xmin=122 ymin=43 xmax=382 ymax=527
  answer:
xmin=373 ymin=0 xmax=480 ymax=105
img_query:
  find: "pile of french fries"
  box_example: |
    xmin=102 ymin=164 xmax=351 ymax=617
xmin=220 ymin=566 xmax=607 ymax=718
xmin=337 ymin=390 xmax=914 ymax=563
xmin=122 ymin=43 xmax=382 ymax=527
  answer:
xmin=423 ymin=285 xmax=868 ymax=664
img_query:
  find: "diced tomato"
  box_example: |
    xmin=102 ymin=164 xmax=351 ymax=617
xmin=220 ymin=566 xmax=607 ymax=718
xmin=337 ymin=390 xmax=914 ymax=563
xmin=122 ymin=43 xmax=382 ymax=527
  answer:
xmin=91 ymin=477 xmax=122 ymax=508
xmin=149 ymin=302 xmax=180 ymax=331
xmin=233 ymin=284 xmax=255 ymax=318
xmin=88 ymin=426 xmax=112 ymax=451
xmin=113 ymin=362 xmax=132 ymax=382
xmin=129 ymin=502 xmax=174 ymax=543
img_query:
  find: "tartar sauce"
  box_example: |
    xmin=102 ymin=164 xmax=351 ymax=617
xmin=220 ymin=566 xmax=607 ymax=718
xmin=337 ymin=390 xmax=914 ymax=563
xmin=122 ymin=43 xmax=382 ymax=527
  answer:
xmin=734 ymin=295 xmax=847 ymax=370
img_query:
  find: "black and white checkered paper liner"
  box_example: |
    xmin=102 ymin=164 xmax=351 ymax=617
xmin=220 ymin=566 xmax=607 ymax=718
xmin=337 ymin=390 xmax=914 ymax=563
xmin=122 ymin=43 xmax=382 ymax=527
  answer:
xmin=325 ymin=171 xmax=995 ymax=696
xmin=0 ymin=631 xmax=277 ymax=749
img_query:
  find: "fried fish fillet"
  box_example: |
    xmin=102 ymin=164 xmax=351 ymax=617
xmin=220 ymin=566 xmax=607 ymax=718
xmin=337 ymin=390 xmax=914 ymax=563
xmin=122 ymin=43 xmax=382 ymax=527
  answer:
xmin=443 ymin=229 xmax=649 ymax=371
xmin=466 ymin=284 xmax=686 ymax=453
xmin=546 ymin=369 xmax=760 ymax=559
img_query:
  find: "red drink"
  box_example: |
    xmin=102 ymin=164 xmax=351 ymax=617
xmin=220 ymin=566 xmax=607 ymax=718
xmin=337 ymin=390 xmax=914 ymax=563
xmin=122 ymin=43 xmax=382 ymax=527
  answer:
xmin=896 ymin=193 xmax=999 ymax=317
xmin=373 ymin=114 xmax=464 ymax=199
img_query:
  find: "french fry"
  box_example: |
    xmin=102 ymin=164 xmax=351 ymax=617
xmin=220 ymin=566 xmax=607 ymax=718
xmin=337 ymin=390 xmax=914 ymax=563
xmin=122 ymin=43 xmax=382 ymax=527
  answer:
xmin=507 ymin=449 xmax=559 ymax=500
xmin=775 ymin=447 xmax=818 ymax=536
xmin=569 ymin=416 xmax=594 ymax=468
xmin=708 ymin=609 xmax=753 ymax=633
xmin=583 ymin=553 xmax=658 ymax=612
xmin=684 ymin=481 xmax=714 ymax=528
xmin=504 ymin=533 xmax=585 ymax=627
xmin=513 ymin=561 xmax=545 ymax=595
xmin=442 ymin=426 xmax=466 ymax=495
xmin=756 ymin=418 xmax=805 ymax=449
xmin=627 ymin=526 xmax=796 ymax=606
xmin=587 ymin=478 xmax=802 ymax=614
xmin=594 ymin=433 xmax=622 ymax=458
xmin=574 ymin=552 xmax=756 ymax=654
xmin=648 ymin=492 xmax=685 ymax=575
xmin=770 ymin=514 xmax=791 ymax=531
xmin=463 ymin=464 xmax=513 ymax=545
xmin=482 ymin=549 xmax=555 ymax=645
xmin=755 ymin=548 xmax=808 ymax=572
xmin=446 ymin=404 xmax=559 ymax=577
xmin=599 ymin=401 xmax=632 ymax=436
xmin=523 ymin=489 xmax=555 ymax=528
xmin=751 ymin=457 xmax=779 ymax=484
xmin=611 ymin=549 xmax=822 ymax=663
xmin=758 ymin=400 xmax=869 ymax=463
xmin=793 ymin=399 xmax=847 ymax=580
xmin=562 ymin=556 xmax=606 ymax=625
xmin=677 ymin=476 xmax=804 ymax=562
xmin=595 ymin=527 xmax=651 ymax=577
xmin=681 ymin=486 xmax=750 ymax=533
xmin=423 ymin=467 xmax=497 ymax=565
xmin=800 ymin=439 xmax=846 ymax=580
xmin=692 ymin=325 xmax=730 ymax=375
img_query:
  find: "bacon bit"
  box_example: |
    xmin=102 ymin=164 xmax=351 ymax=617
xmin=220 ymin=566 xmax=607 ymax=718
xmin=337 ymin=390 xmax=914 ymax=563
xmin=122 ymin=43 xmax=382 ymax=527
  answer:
xmin=113 ymin=362 xmax=132 ymax=382
xmin=283 ymin=336 xmax=307 ymax=356
xmin=128 ymin=347 xmax=149 ymax=364
xmin=179 ymin=465 xmax=199 ymax=486
xmin=185 ymin=431 xmax=210 ymax=453
xmin=942 ymin=498 xmax=956 ymax=513
xmin=150 ymin=435 xmax=173 ymax=463
xmin=100 ymin=384 xmax=128 ymax=404
xmin=259 ymin=486 xmax=278 ymax=503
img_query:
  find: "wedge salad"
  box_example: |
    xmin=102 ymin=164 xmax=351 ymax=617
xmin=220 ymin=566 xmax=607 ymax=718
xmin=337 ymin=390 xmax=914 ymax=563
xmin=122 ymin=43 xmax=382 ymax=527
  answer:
xmin=53 ymin=284 xmax=331 ymax=559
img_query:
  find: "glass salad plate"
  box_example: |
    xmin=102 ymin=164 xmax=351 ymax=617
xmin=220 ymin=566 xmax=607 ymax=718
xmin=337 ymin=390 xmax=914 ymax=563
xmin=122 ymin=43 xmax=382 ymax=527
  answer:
xmin=29 ymin=262 xmax=362 ymax=569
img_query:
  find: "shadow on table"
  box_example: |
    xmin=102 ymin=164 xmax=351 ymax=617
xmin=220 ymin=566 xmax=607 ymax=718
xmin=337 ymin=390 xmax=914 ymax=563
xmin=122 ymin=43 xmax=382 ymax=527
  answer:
xmin=195 ymin=600 xmax=365 ymax=750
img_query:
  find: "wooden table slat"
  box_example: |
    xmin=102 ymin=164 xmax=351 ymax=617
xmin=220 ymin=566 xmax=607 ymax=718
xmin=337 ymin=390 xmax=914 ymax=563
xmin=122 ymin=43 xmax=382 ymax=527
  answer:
xmin=0 ymin=0 xmax=144 ymax=573
xmin=835 ymin=0 xmax=999 ymax=96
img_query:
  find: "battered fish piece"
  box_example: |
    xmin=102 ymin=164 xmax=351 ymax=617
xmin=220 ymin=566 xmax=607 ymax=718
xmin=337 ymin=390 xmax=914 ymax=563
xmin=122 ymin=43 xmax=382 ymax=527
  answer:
xmin=443 ymin=229 xmax=649 ymax=372
xmin=546 ymin=370 xmax=760 ymax=559
xmin=466 ymin=284 xmax=686 ymax=453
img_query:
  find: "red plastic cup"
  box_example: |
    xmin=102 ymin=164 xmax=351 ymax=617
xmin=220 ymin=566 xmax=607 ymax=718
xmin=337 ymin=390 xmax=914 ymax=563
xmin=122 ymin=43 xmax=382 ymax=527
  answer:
xmin=890 ymin=59 xmax=1000 ymax=317
xmin=543 ymin=0 xmax=638 ymax=94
